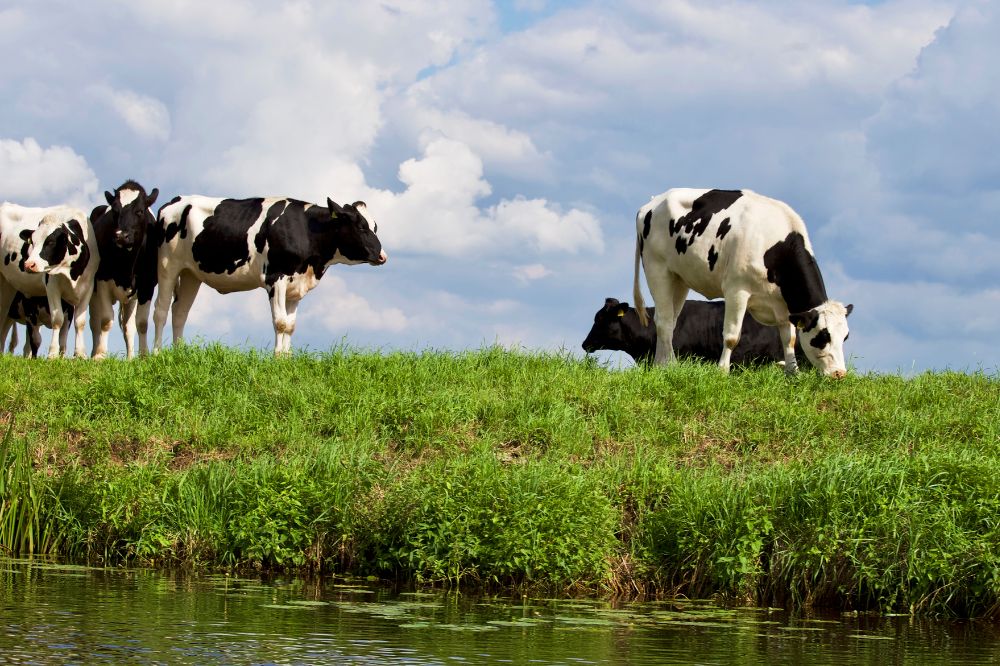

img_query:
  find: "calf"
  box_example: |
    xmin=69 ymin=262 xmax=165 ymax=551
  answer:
xmin=3 ymin=293 xmax=74 ymax=357
xmin=153 ymin=196 xmax=387 ymax=355
xmin=88 ymin=180 xmax=159 ymax=358
xmin=0 ymin=203 xmax=98 ymax=357
xmin=634 ymin=188 xmax=852 ymax=377
xmin=582 ymin=297 xmax=806 ymax=366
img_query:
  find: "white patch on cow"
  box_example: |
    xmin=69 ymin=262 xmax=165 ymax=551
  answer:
xmin=117 ymin=188 xmax=140 ymax=206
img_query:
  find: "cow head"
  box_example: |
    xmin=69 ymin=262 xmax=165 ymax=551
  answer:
xmin=327 ymin=198 xmax=388 ymax=266
xmin=22 ymin=215 xmax=88 ymax=277
xmin=104 ymin=180 xmax=158 ymax=250
xmin=789 ymin=301 xmax=853 ymax=379
xmin=582 ymin=298 xmax=632 ymax=354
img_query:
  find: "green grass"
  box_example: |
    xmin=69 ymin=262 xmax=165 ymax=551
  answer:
xmin=0 ymin=345 xmax=998 ymax=616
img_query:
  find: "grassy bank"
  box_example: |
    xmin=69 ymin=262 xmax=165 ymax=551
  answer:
xmin=1 ymin=346 xmax=998 ymax=616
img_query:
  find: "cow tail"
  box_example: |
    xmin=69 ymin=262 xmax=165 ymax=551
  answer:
xmin=633 ymin=226 xmax=648 ymax=328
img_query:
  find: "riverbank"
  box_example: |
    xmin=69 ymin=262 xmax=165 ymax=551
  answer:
xmin=1 ymin=346 xmax=997 ymax=617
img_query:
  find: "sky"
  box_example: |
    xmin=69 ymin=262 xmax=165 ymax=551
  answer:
xmin=1 ymin=0 xmax=997 ymax=374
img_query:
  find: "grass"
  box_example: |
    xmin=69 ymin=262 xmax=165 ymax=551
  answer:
xmin=0 ymin=345 xmax=998 ymax=616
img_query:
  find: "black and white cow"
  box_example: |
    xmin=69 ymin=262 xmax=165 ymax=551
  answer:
xmin=88 ymin=180 xmax=159 ymax=358
xmin=153 ymin=196 xmax=387 ymax=355
xmin=633 ymin=188 xmax=852 ymax=377
xmin=0 ymin=203 xmax=99 ymax=358
xmin=4 ymin=293 xmax=75 ymax=357
xmin=582 ymin=298 xmax=807 ymax=367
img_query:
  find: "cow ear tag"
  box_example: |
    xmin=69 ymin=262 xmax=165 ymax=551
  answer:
xmin=617 ymin=309 xmax=625 ymax=317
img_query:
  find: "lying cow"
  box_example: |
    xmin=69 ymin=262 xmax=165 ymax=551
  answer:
xmin=0 ymin=203 xmax=99 ymax=357
xmin=3 ymin=292 xmax=75 ymax=357
xmin=633 ymin=188 xmax=852 ymax=377
xmin=89 ymin=180 xmax=159 ymax=358
xmin=153 ymin=196 xmax=387 ymax=355
xmin=582 ymin=297 xmax=806 ymax=367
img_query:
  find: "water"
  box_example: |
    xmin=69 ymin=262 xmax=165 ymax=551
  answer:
xmin=0 ymin=559 xmax=997 ymax=664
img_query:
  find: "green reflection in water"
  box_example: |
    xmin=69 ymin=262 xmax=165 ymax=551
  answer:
xmin=0 ymin=557 xmax=998 ymax=664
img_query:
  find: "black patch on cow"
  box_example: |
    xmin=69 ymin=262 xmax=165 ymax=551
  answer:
xmin=809 ymin=328 xmax=832 ymax=350
xmin=255 ymin=200 xmax=289 ymax=254
xmin=163 ymin=203 xmax=192 ymax=243
xmin=66 ymin=219 xmax=90 ymax=280
xmin=39 ymin=226 xmax=69 ymax=267
xmin=789 ymin=309 xmax=819 ymax=332
xmin=191 ymin=199 xmax=265 ymax=274
xmin=642 ymin=210 xmax=652 ymax=239
xmin=716 ymin=217 xmax=732 ymax=239
xmin=708 ymin=245 xmax=719 ymax=271
xmin=762 ymin=231 xmax=828 ymax=314
xmin=669 ymin=190 xmax=742 ymax=255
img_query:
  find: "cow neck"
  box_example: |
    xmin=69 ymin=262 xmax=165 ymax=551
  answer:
xmin=626 ymin=308 xmax=656 ymax=362
xmin=762 ymin=232 xmax=829 ymax=314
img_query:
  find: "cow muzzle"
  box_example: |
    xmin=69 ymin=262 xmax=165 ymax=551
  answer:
xmin=371 ymin=250 xmax=388 ymax=266
xmin=828 ymin=368 xmax=847 ymax=380
xmin=23 ymin=259 xmax=41 ymax=273
xmin=114 ymin=230 xmax=133 ymax=248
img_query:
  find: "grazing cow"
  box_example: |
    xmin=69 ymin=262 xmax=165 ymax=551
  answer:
xmin=633 ymin=188 xmax=852 ymax=377
xmin=88 ymin=180 xmax=159 ymax=358
xmin=153 ymin=196 xmax=387 ymax=355
xmin=582 ymin=297 xmax=807 ymax=367
xmin=0 ymin=203 xmax=98 ymax=357
xmin=3 ymin=293 xmax=74 ymax=357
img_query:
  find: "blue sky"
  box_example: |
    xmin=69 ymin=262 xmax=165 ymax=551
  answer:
xmin=1 ymin=0 xmax=997 ymax=373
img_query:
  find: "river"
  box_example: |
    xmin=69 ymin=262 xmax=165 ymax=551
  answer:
xmin=0 ymin=558 xmax=997 ymax=664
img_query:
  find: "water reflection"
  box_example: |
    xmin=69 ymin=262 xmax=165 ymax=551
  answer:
xmin=0 ymin=558 xmax=997 ymax=664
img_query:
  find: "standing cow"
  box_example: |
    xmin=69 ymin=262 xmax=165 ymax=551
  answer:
xmin=0 ymin=204 xmax=99 ymax=358
xmin=633 ymin=188 xmax=852 ymax=377
xmin=88 ymin=180 xmax=159 ymax=359
xmin=582 ymin=297 xmax=807 ymax=367
xmin=153 ymin=196 xmax=387 ymax=355
xmin=3 ymin=293 xmax=75 ymax=357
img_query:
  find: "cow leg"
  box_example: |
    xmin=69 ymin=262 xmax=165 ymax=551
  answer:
xmin=719 ymin=290 xmax=751 ymax=374
xmin=0 ymin=282 xmax=15 ymax=353
xmin=46 ymin=291 xmax=66 ymax=359
xmin=72 ymin=284 xmax=93 ymax=359
xmin=269 ymin=279 xmax=290 ymax=357
xmin=2 ymin=322 xmax=14 ymax=354
xmin=136 ymin=298 xmax=151 ymax=356
xmin=60 ymin=305 xmax=74 ymax=357
xmin=28 ymin=325 xmax=41 ymax=358
xmin=170 ymin=272 xmax=202 ymax=345
xmin=282 ymin=297 xmax=301 ymax=355
xmin=778 ymin=323 xmax=799 ymax=376
xmin=153 ymin=269 xmax=180 ymax=353
xmin=119 ymin=297 xmax=138 ymax=360
xmin=90 ymin=285 xmax=115 ymax=359
xmin=647 ymin=272 xmax=688 ymax=365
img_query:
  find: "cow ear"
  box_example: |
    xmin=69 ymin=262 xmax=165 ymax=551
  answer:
xmin=146 ymin=188 xmax=159 ymax=208
xmin=604 ymin=297 xmax=620 ymax=308
xmin=789 ymin=310 xmax=819 ymax=331
xmin=19 ymin=229 xmax=33 ymax=241
xmin=105 ymin=190 xmax=115 ymax=206
xmin=327 ymin=198 xmax=343 ymax=215
xmin=845 ymin=303 xmax=854 ymax=317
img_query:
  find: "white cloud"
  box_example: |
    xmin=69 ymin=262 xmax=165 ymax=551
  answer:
xmin=97 ymin=88 xmax=171 ymax=143
xmin=313 ymin=275 xmax=409 ymax=333
xmin=364 ymin=137 xmax=603 ymax=257
xmin=0 ymin=137 xmax=98 ymax=206
xmin=513 ymin=263 xmax=552 ymax=283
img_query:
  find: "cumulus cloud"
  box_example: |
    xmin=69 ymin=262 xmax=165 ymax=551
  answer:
xmin=96 ymin=88 xmax=171 ymax=143
xmin=513 ymin=263 xmax=552 ymax=283
xmin=365 ymin=137 xmax=603 ymax=257
xmin=313 ymin=275 xmax=409 ymax=333
xmin=0 ymin=138 xmax=98 ymax=206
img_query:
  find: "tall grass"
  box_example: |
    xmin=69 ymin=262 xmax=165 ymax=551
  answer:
xmin=0 ymin=346 xmax=997 ymax=616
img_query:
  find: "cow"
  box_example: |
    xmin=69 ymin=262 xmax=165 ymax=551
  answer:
xmin=153 ymin=196 xmax=387 ymax=355
xmin=633 ymin=188 xmax=852 ymax=378
xmin=582 ymin=297 xmax=808 ymax=367
xmin=3 ymin=293 xmax=75 ymax=357
xmin=0 ymin=203 xmax=99 ymax=358
xmin=88 ymin=180 xmax=159 ymax=359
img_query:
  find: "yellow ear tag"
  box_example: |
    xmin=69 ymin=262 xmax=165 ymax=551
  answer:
xmin=617 ymin=309 xmax=625 ymax=317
